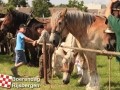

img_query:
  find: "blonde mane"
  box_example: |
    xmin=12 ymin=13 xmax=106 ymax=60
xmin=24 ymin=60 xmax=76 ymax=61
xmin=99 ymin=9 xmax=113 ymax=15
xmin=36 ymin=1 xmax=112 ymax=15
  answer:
xmin=65 ymin=11 xmax=95 ymax=33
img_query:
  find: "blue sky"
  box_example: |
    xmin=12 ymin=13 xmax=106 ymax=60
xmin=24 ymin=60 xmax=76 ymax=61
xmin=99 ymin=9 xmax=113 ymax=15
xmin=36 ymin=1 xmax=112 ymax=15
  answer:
xmin=3 ymin=0 xmax=109 ymax=6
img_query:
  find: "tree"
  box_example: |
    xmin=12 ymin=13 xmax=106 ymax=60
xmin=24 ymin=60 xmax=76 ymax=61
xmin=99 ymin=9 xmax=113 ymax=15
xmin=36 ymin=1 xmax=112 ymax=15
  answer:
xmin=8 ymin=0 xmax=18 ymax=7
xmin=57 ymin=4 xmax=67 ymax=7
xmin=8 ymin=0 xmax=27 ymax=7
xmin=19 ymin=0 xmax=27 ymax=7
xmin=67 ymin=0 xmax=88 ymax=12
xmin=0 ymin=0 xmax=3 ymax=5
xmin=32 ymin=0 xmax=53 ymax=17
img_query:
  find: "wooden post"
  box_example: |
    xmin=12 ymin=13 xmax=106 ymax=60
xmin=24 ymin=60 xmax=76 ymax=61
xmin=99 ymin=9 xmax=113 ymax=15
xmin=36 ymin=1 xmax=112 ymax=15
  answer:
xmin=108 ymin=56 xmax=112 ymax=90
xmin=43 ymin=38 xmax=49 ymax=84
xmin=48 ymin=47 xmax=52 ymax=79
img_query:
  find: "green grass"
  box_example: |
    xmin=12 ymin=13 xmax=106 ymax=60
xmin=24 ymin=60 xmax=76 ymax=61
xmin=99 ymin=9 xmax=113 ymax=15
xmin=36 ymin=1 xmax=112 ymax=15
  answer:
xmin=0 ymin=55 xmax=120 ymax=90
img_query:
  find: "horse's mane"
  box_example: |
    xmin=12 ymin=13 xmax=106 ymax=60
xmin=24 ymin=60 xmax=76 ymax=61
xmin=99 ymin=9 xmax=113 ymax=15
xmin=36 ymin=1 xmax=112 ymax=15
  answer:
xmin=8 ymin=10 xmax=29 ymax=24
xmin=65 ymin=11 xmax=95 ymax=31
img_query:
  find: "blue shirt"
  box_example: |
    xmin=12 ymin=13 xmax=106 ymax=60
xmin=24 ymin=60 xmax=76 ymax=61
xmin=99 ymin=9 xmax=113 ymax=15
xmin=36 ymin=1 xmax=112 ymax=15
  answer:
xmin=15 ymin=32 xmax=25 ymax=50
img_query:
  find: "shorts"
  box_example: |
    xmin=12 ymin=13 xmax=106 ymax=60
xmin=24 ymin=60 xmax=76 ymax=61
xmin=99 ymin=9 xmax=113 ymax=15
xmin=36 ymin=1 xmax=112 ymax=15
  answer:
xmin=15 ymin=50 xmax=27 ymax=64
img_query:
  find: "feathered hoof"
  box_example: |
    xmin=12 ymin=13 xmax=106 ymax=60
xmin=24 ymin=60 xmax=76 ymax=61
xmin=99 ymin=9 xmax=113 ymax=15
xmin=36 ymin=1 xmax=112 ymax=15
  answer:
xmin=78 ymin=77 xmax=88 ymax=86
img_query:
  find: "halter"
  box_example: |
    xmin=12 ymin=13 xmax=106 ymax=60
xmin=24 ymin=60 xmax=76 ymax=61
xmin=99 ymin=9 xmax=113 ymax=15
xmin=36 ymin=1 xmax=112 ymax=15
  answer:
xmin=25 ymin=14 xmax=34 ymax=26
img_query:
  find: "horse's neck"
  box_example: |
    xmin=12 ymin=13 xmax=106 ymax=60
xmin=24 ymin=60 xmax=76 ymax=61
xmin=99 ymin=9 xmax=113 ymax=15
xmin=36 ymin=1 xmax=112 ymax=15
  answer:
xmin=65 ymin=12 xmax=95 ymax=47
xmin=13 ymin=11 xmax=29 ymax=25
xmin=65 ymin=33 xmax=76 ymax=47
xmin=62 ymin=33 xmax=77 ymax=52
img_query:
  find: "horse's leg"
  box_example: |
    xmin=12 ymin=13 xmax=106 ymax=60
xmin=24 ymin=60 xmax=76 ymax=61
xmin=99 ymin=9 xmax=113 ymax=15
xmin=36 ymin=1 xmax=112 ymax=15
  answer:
xmin=78 ymin=53 xmax=89 ymax=85
xmin=4 ymin=42 xmax=9 ymax=54
xmin=85 ymin=52 xmax=99 ymax=90
xmin=25 ymin=46 xmax=30 ymax=63
xmin=0 ymin=44 xmax=1 ymax=54
xmin=1 ymin=44 xmax=4 ymax=54
xmin=52 ymin=47 xmax=64 ymax=77
xmin=28 ymin=44 xmax=38 ymax=66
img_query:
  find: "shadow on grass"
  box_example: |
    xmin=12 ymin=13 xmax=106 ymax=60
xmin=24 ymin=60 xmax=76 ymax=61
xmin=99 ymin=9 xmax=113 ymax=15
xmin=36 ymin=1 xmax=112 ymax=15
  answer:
xmin=103 ymin=81 xmax=120 ymax=89
xmin=97 ymin=64 xmax=106 ymax=68
xmin=71 ymin=73 xmax=79 ymax=79
xmin=75 ymin=82 xmax=86 ymax=87
xmin=0 ymin=55 xmax=13 ymax=64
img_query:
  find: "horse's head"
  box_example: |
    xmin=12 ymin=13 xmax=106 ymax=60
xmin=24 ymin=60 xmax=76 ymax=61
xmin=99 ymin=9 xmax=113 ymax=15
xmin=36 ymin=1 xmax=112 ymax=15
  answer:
xmin=49 ymin=9 xmax=69 ymax=46
xmin=0 ymin=10 xmax=14 ymax=33
xmin=0 ymin=10 xmax=14 ymax=35
xmin=104 ymin=28 xmax=116 ymax=51
xmin=0 ymin=9 xmax=31 ymax=36
xmin=52 ymin=47 xmax=76 ymax=84
xmin=61 ymin=51 xmax=75 ymax=84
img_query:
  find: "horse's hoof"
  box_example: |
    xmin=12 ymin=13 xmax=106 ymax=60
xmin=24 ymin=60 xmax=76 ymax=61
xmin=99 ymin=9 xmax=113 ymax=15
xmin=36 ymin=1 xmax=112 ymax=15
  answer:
xmin=78 ymin=76 xmax=88 ymax=86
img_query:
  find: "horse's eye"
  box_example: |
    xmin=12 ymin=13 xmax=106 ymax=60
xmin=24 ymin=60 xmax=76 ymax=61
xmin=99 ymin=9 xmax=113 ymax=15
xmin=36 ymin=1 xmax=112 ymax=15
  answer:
xmin=59 ymin=22 xmax=62 ymax=25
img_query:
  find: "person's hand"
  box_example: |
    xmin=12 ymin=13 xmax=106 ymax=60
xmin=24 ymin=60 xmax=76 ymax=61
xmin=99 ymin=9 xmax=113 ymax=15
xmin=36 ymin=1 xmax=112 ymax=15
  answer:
xmin=32 ymin=40 xmax=37 ymax=46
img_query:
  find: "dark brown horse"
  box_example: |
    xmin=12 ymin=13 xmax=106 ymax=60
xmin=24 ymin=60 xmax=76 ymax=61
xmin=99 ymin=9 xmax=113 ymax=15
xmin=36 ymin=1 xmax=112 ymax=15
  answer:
xmin=0 ymin=9 xmax=44 ymax=66
xmin=49 ymin=9 xmax=111 ymax=90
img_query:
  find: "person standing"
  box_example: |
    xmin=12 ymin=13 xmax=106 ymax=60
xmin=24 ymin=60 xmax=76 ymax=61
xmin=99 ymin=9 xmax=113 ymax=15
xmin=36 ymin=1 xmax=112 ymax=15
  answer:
xmin=11 ymin=24 xmax=35 ymax=77
xmin=33 ymin=24 xmax=52 ymax=78
xmin=105 ymin=0 xmax=120 ymax=62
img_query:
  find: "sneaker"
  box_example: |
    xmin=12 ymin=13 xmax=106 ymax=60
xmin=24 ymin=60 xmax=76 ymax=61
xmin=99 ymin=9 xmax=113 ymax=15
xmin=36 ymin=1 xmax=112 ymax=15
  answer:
xmin=11 ymin=67 xmax=19 ymax=77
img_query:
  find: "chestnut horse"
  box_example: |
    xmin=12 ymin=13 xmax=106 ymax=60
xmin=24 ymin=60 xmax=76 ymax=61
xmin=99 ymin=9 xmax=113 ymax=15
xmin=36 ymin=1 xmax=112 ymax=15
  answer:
xmin=49 ymin=9 xmax=109 ymax=90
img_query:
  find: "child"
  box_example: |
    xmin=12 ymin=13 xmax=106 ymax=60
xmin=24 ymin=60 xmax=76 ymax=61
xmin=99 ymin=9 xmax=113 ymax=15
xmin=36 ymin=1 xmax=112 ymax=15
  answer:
xmin=11 ymin=24 xmax=35 ymax=77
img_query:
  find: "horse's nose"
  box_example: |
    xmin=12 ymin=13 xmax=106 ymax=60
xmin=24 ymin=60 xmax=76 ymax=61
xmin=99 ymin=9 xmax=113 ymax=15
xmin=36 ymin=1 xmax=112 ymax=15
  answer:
xmin=63 ymin=80 xmax=70 ymax=84
xmin=50 ymin=39 xmax=59 ymax=47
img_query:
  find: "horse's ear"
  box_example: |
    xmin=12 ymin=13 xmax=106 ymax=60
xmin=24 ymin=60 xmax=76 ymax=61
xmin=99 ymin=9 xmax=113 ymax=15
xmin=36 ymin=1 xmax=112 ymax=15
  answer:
xmin=30 ymin=10 xmax=34 ymax=16
xmin=7 ymin=8 xmax=12 ymax=13
xmin=60 ymin=8 xmax=67 ymax=18
xmin=7 ymin=9 xmax=10 ymax=12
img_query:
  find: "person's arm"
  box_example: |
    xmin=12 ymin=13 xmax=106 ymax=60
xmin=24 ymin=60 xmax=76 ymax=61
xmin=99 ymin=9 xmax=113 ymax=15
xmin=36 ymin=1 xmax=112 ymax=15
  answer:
xmin=105 ymin=0 xmax=118 ymax=18
xmin=37 ymin=31 xmax=47 ymax=44
xmin=24 ymin=36 xmax=34 ymax=43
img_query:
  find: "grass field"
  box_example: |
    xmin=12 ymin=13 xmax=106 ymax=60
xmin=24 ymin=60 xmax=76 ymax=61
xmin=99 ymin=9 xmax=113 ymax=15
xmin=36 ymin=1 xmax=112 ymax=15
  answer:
xmin=0 ymin=55 xmax=120 ymax=90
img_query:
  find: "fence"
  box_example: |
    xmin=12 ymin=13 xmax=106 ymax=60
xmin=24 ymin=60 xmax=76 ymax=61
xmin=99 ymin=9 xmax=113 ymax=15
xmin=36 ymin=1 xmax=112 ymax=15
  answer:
xmin=40 ymin=41 xmax=120 ymax=90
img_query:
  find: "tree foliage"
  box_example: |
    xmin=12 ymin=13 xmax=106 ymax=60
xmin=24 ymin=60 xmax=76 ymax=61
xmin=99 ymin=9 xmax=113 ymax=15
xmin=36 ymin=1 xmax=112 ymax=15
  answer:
xmin=8 ymin=0 xmax=27 ymax=7
xmin=19 ymin=0 xmax=27 ymax=7
xmin=0 ymin=0 xmax=3 ymax=4
xmin=32 ymin=0 xmax=53 ymax=17
xmin=67 ymin=0 xmax=88 ymax=12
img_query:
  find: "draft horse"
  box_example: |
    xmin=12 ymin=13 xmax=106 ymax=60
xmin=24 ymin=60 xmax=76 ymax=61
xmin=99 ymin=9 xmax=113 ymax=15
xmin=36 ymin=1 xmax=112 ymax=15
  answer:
xmin=52 ymin=33 xmax=78 ymax=83
xmin=0 ymin=9 xmax=44 ymax=66
xmin=49 ymin=9 xmax=110 ymax=90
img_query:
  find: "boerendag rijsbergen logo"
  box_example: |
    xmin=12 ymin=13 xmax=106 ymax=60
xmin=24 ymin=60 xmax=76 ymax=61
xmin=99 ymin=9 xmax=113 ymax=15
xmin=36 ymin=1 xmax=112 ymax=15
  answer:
xmin=0 ymin=74 xmax=40 ymax=89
